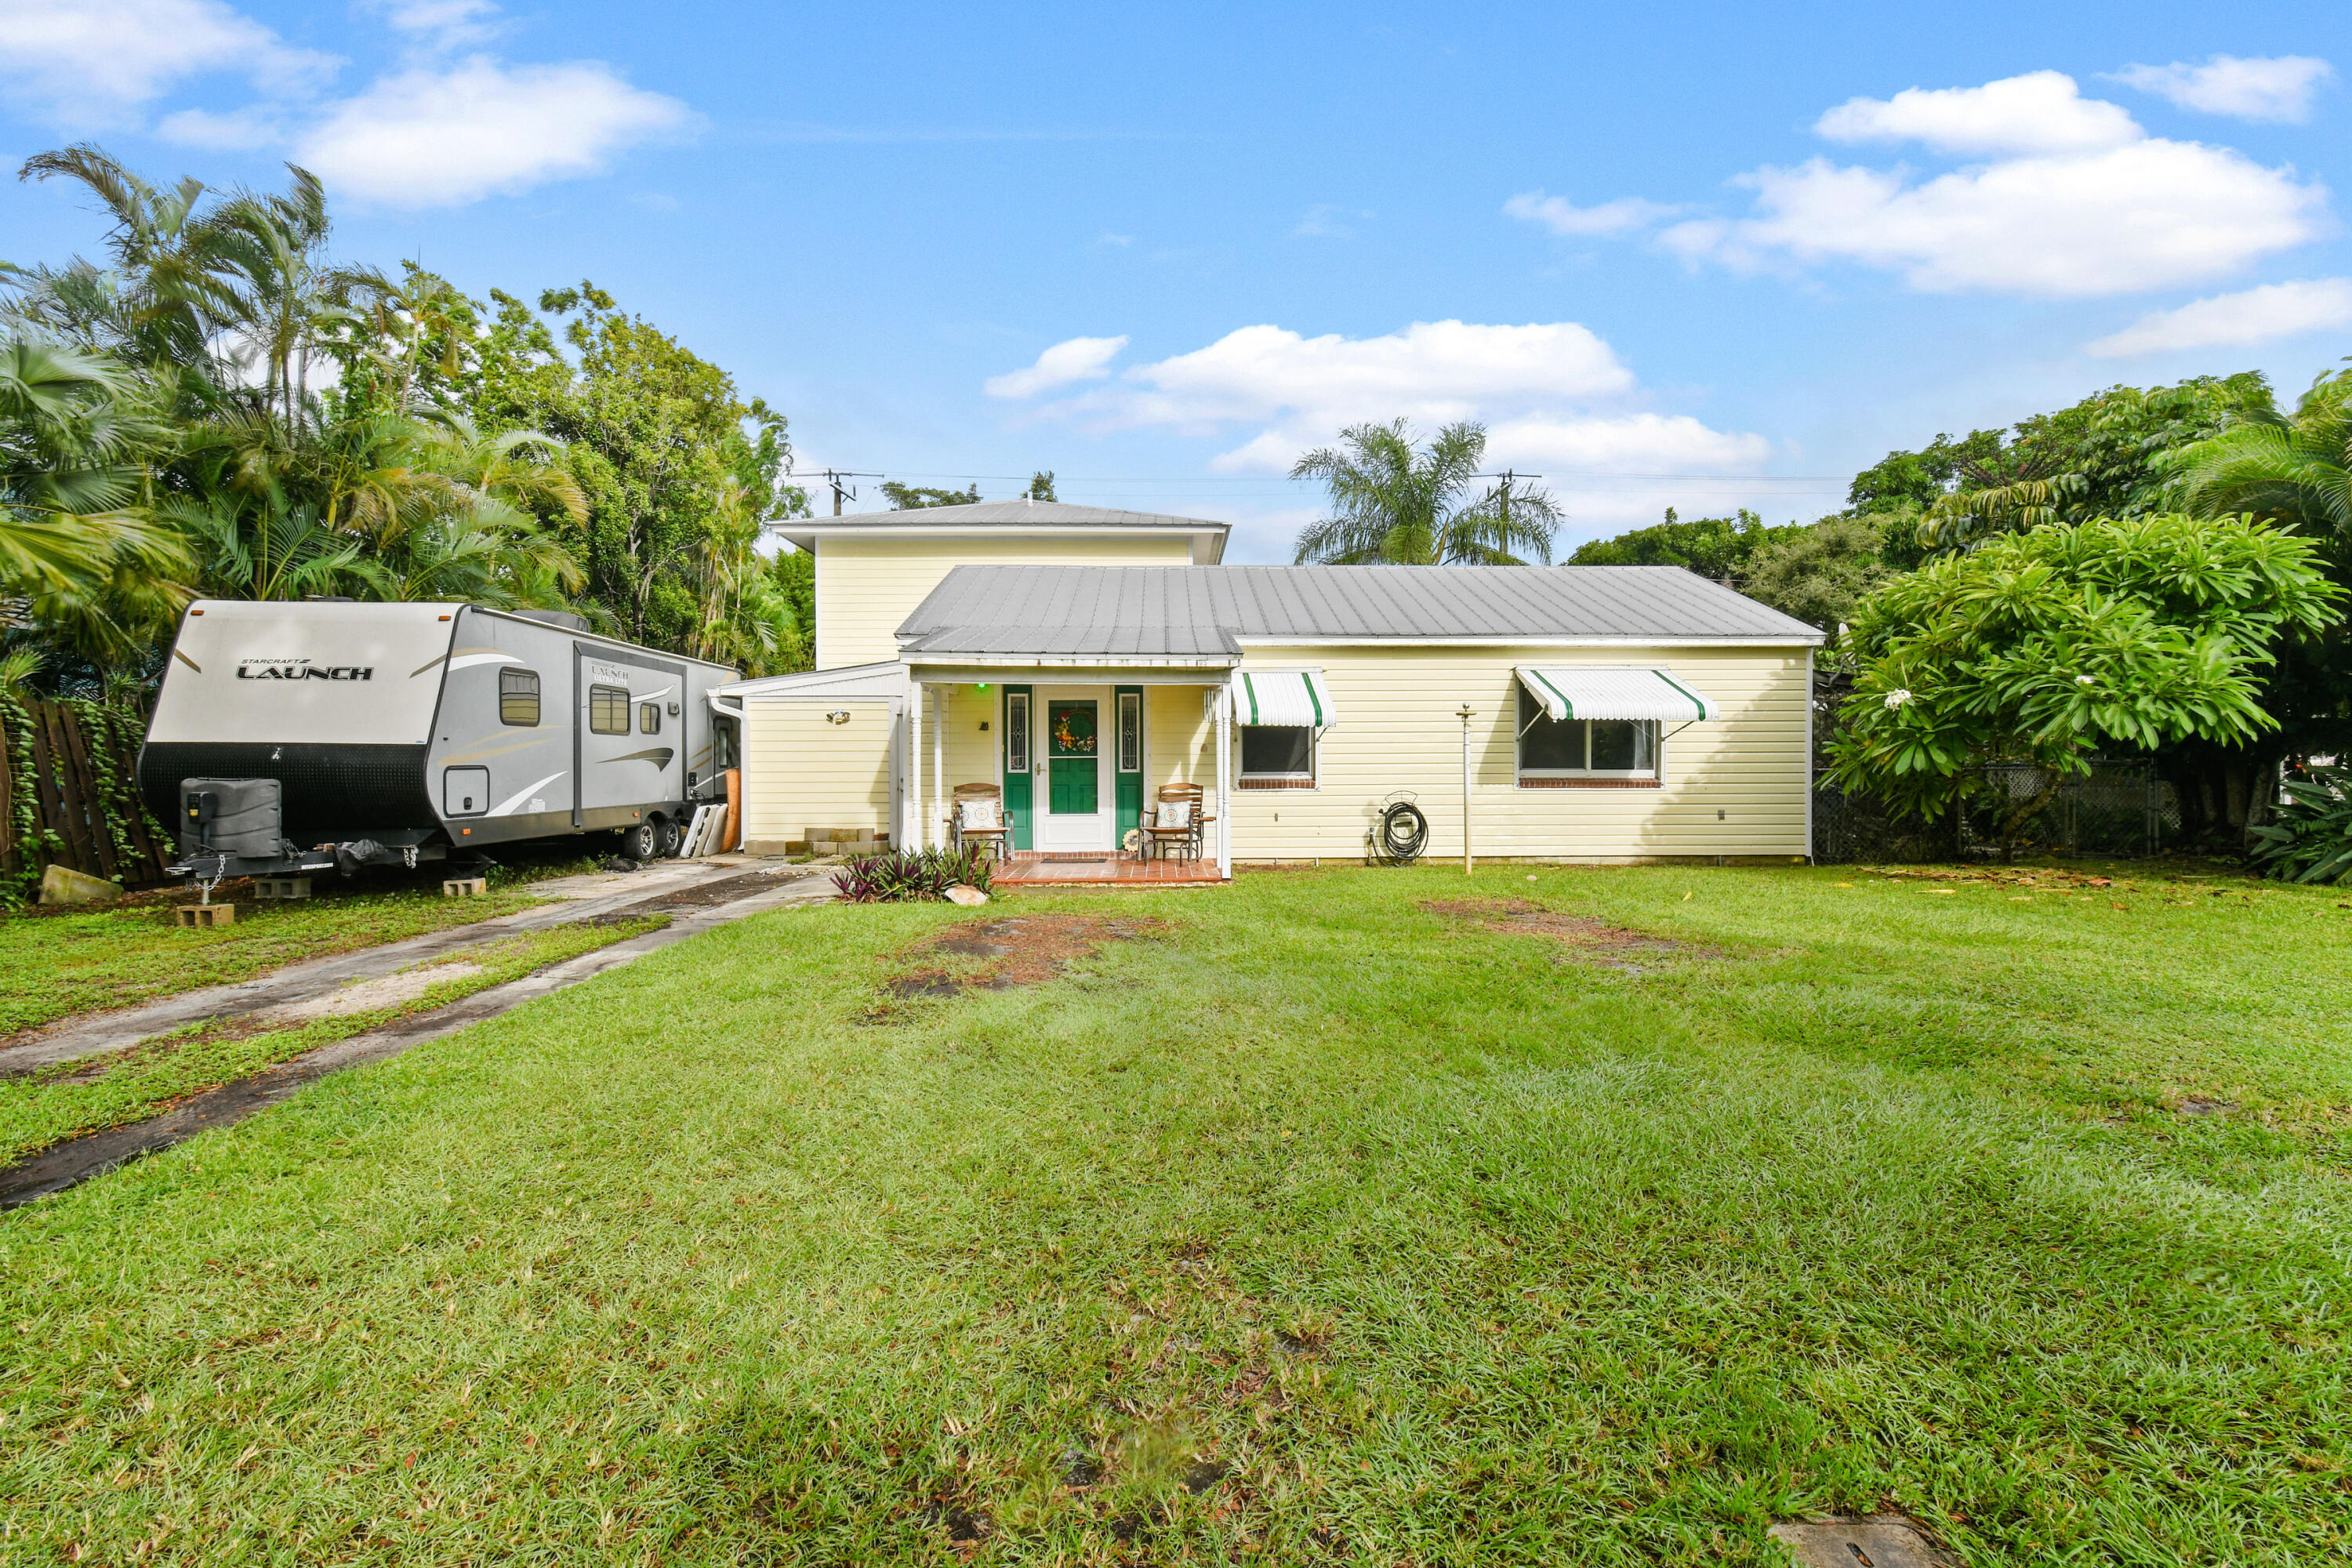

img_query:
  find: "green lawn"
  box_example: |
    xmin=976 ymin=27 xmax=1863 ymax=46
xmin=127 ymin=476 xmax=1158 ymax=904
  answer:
xmin=4 ymin=864 xmax=2348 ymax=1565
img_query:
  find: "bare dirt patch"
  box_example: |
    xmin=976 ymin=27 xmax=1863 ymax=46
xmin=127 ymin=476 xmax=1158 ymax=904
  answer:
xmin=881 ymin=914 xmax=1168 ymax=1004
xmin=1420 ymin=897 xmax=1723 ymax=972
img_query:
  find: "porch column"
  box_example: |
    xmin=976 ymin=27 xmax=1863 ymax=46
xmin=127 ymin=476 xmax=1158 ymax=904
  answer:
xmin=931 ymin=683 xmax=946 ymax=850
xmin=906 ymin=681 xmax=922 ymax=851
xmin=1214 ymin=682 xmax=1232 ymax=877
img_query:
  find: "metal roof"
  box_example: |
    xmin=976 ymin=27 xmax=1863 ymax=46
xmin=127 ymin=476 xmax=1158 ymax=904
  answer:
xmin=898 ymin=564 xmax=1824 ymax=654
xmin=793 ymin=499 xmax=1230 ymax=532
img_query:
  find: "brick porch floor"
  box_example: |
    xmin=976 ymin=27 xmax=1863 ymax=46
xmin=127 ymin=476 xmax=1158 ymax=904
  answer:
xmin=989 ymin=851 xmax=1226 ymax=886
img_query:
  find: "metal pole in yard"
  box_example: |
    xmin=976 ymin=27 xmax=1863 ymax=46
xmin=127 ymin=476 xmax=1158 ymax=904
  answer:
xmin=1458 ymin=703 xmax=1475 ymax=875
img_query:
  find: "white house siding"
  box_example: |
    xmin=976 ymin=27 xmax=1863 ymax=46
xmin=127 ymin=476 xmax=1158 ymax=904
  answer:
xmin=817 ymin=536 xmax=1196 ymax=669
xmin=1223 ymin=644 xmax=1811 ymax=862
xmin=740 ymin=696 xmax=896 ymax=853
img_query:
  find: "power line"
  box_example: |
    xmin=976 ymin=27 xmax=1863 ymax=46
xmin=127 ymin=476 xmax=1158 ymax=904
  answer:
xmin=802 ymin=470 xmax=1853 ymax=483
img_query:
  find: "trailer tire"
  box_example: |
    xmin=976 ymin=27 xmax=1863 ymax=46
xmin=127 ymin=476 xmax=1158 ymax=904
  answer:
xmin=619 ymin=820 xmax=660 ymax=862
xmin=655 ymin=816 xmax=682 ymax=859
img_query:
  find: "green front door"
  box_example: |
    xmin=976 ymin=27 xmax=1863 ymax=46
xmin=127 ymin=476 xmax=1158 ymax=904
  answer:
xmin=1047 ymin=700 xmax=1099 ymax=815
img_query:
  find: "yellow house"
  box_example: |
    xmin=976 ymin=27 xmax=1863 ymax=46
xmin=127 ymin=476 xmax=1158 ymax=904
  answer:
xmin=717 ymin=502 xmax=1824 ymax=877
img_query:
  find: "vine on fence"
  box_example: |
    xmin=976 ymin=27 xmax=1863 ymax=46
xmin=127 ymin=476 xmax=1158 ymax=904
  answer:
xmin=0 ymin=692 xmax=169 ymax=905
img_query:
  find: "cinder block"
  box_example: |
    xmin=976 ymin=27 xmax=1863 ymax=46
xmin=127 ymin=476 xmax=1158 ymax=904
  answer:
xmin=442 ymin=877 xmax=488 ymax=897
xmin=176 ymin=904 xmax=235 ymax=927
xmin=253 ymin=877 xmax=311 ymax=900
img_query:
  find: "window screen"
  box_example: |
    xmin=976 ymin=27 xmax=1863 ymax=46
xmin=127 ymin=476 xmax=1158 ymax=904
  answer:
xmin=1516 ymin=687 xmax=1658 ymax=775
xmin=1117 ymin=691 xmax=1141 ymax=772
xmin=639 ymin=701 xmax=661 ymax=735
xmin=589 ymin=684 xmax=630 ymax=735
xmin=1240 ymin=725 xmax=1313 ymax=778
xmin=1005 ymin=692 xmax=1029 ymax=773
xmin=499 ymin=667 xmax=540 ymax=727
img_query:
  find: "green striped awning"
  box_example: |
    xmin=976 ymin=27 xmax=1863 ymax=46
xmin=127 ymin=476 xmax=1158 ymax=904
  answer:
xmin=1235 ymin=668 xmax=1335 ymax=728
xmin=1515 ymin=666 xmax=1716 ymax=723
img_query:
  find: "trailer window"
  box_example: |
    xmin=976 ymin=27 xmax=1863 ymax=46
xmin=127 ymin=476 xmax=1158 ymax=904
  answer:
xmin=499 ymin=668 xmax=540 ymax=726
xmin=713 ymin=715 xmax=739 ymax=770
xmin=589 ymin=685 xmax=630 ymax=735
xmin=639 ymin=701 xmax=661 ymax=735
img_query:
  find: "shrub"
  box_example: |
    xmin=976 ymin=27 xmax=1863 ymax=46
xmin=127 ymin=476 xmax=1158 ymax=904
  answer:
xmin=833 ymin=847 xmax=995 ymax=903
xmin=2249 ymin=766 xmax=2352 ymax=884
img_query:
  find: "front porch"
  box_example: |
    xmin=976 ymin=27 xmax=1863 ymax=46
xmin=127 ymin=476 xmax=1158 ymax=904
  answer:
xmin=989 ymin=851 xmax=1226 ymax=887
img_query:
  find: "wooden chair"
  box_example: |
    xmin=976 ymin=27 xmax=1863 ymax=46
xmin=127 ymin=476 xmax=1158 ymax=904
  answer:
xmin=948 ymin=782 xmax=1012 ymax=860
xmin=1140 ymin=782 xmax=1213 ymax=862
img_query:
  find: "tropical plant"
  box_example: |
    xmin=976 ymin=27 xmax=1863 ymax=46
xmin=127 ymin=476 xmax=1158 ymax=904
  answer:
xmin=2161 ymin=366 xmax=2352 ymax=543
xmin=2248 ymin=765 xmax=2352 ymax=884
xmin=878 ymin=481 xmax=980 ymax=509
xmin=833 ymin=846 xmax=994 ymax=902
xmin=1823 ymin=513 xmax=2345 ymax=840
xmin=1290 ymin=419 xmax=1563 ymax=565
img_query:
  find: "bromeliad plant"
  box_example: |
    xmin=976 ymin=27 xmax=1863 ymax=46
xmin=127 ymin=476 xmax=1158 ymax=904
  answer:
xmin=1824 ymin=513 xmax=2344 ymax=840
xmin=2249 ymin=766 xmax=2352 ymax=884
xmin=833 ymin=847 xmax=995 ymax=903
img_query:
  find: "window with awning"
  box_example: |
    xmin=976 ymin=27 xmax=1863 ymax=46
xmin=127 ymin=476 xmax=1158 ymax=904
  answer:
xmin=1513 ymin=666 xmax=1716 ymax=724
xmin=1233 ymin=669 xmax=1335 ymax=728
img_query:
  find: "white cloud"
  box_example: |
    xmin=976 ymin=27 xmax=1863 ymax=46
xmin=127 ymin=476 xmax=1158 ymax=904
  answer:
xmin=0 ymin=0 xmax=336 ymax=127
xmin=294 ymin=56 xmax=693 ymax=207
xmin=991 ymin=318 xmax=1766 ymax=489
xmin=2111 ymin=55 xmax=2335 ymax=124
xmin=1815 ymin=71 xmax=2141 ymax=155
xmin=1293 ymin=203 xmax=1370 ymax=238
xmin=369 ymin=0 xmax=505 ymax=49
xmin=2086 ymin=278 xmax=2352 ymax=358
xmin=157 ymin=104 xmax=286 ymax=151
xmin=1504 ymin=191 xmax=1679 ymax=237
xmin=983 ymin=336 xmax=1129 ymax=399
xmin=1653 ymin=72 xmax=2328 ymax=297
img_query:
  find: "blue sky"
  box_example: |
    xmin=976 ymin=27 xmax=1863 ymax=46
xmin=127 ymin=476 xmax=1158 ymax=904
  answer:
xmin=4 ymin=2 xmax=2349 ymax=561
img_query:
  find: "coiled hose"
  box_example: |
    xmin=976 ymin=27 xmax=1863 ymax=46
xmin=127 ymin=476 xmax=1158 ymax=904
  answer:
xmin=1371 ymin=800 xmax=1429 ymax=866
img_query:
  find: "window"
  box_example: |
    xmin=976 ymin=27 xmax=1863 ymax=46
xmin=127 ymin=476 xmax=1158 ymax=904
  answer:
xmin=639 ymin=701 xmax=662 ymax=735
xmin=499 ymin=667 xmax=540 ymax=727
xmin=1005 ymin=691 xmax=1029 ymax=773
xmin=589 ymin=684 xmax=630 ymax=735
xmin=1240 ymin=724 xmax=1315 ymax=786
xmin=1515 ymin=687 xmax=1658 ymax=782
xmin=1117 ymin=691 xmax=1141 ymax=772
xmin=713 ymin=715 xmax=739 ymax=771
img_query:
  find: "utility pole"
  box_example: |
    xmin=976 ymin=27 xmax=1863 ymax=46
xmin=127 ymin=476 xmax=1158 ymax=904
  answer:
xmin=822 ymin=470 xmax=882 ymax=516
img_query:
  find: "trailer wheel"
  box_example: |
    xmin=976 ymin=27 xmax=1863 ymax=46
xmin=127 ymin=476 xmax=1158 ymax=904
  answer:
xmin=655 ymin=816 xmax=683 ymax=858
xmin=619 ymin=820 xmax=660 ymax=862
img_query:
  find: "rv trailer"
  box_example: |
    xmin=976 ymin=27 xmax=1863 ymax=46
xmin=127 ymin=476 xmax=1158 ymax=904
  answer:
xmin=138 ymin=601 xmax=739 ymax=883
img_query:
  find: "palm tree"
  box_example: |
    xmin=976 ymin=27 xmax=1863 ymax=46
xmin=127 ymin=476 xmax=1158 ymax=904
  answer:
xmin=2161 ymin=367 xmax=2352 ymax=541
xmin=0 ymin=341 xmax=188 ymax=660
xmin=1290 ymin=419 xmax=1563 ymax=564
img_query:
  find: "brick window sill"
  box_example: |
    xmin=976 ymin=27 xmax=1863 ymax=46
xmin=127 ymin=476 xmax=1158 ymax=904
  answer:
xmin=1517 ymin=777 xmax=1662 ymax=789
xmin=1237 ymin=777 xmax=1318 ymax=789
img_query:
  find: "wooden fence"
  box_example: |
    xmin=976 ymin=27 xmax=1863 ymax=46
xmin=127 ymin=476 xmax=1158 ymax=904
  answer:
xmin=1 ymin=696 xmax=175 ymax=894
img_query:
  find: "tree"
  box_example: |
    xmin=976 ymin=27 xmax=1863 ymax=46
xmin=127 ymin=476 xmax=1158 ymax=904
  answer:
xmin=1823 ymin=513 xmax=2343 ymax=846
xmin=878 ymin=481 xmax=980 ymax=509
xmin=1025 ymin=470 xmax=1056 ymax=502
xmin=1739 ymin=514 xmax=1893 ymax=631
xmin=1566 ymin=506 xmax=1788 ymax=579
xmin=2161 ymin=366 xmax=2352 ymax=543
xmin=1290 ymin=419 xmax=1561 ymax=564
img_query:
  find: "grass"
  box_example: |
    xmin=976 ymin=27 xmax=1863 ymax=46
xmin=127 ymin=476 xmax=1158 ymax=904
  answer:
xmin=2 ymin=862 xmax=2349 ymax=1564
xmin=0 ymin=851 xmax=606 ymax=1039
xmin=0 ymin=917 xmax=665 ymax=1164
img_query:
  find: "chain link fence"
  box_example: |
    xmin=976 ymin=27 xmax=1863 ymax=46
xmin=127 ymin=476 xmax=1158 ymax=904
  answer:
xmin=1813 ymin=761 xmax=2182 ymax=864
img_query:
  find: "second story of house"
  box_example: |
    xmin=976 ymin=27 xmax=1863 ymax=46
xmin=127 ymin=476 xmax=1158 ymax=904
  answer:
xmin=777 ymin=499 xmax=1230 ymax=669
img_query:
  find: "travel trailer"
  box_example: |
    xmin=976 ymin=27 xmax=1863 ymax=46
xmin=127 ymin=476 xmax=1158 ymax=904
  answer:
xmin=138 ymin=601 xmax=738 ymax=880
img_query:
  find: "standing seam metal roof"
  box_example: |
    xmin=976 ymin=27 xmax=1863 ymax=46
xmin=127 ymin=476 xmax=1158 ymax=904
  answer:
xmin=897 ymin=564 xmax=1823 ymax=652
